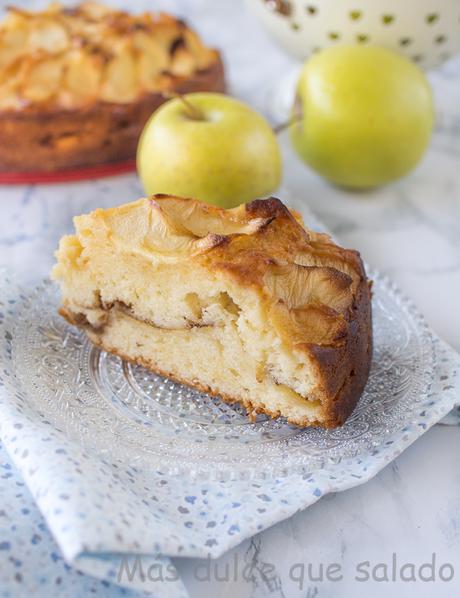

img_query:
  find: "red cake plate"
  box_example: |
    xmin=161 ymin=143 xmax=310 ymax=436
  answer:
xmin=0 ymin=159 xmax=137 ymax=184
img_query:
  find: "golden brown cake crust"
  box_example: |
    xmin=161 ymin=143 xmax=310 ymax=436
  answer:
xmin=54 ymin=195 xmax=372 ymax=428
xmin=0 ymin=2 xmax=225 ymax=172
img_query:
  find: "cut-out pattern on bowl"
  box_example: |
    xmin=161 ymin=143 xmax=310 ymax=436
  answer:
xmin=249 ymin=0 xmax=460 ymax=69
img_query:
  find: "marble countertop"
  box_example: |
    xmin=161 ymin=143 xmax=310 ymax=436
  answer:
xmin=0 ymin=1 xmax=459 ymax=596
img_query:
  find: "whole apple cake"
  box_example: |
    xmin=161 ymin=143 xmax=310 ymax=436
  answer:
xmin=52 ymin=195 xmax=372 ymax=428
xmin=0 ymin=1 xmax=225 ymax=172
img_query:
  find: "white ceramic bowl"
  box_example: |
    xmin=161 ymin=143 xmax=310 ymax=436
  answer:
xmin=247 ymin=0 xmax=460 ymax=69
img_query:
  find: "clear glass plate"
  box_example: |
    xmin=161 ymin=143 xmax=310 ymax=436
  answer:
xmin=0 ymin=269 xmax=435 ymax=479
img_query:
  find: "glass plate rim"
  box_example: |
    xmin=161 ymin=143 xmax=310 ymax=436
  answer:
xmin=0 ymin=269 xmax=438 ymax=481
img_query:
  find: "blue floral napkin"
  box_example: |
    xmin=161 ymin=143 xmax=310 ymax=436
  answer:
xmin=0 ymin=278 xmax=458 ymax=598
xmin=0 ymin=438 xmax=155 ymax=597
xmin=440 ymin=404 xmax=460 ymax=425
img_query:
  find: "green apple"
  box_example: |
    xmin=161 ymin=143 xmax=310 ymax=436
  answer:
xmin=290 ymin=45 xmax=434 ymax=189
xmin=137 ymin=93 xmax=281 ymax=208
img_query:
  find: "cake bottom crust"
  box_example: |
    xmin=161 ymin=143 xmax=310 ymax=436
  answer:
xmin=59 ymin=306 xmax=338 ymax=428
xmin=91 ymin=336 xmax=307 ymax=425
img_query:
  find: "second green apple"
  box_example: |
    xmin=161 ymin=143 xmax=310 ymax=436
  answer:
xmin=137 ymin=93 xmax=281 ymax=208
xmin=290 ymin=45 xmax=434 ymax=189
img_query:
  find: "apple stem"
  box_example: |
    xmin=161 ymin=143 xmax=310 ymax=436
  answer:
xmin=274 ymin=93 xmax=303 ymax=134
xmin=163 ymin=91 xmax=205 ymax=121
xmin=273 ymin=115 xmax=301 ymax=134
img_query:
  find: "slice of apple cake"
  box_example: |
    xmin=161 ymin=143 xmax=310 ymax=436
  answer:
xmin=52 ymin=195 xmax=372 ymax=428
